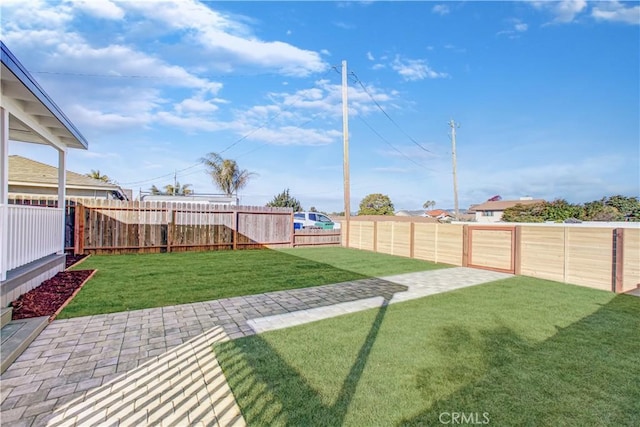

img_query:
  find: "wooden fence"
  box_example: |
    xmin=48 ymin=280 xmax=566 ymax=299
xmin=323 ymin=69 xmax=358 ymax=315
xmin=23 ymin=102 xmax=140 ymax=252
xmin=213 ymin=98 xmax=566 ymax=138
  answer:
xmin=72 ymin=200 xmax=293 ymax=254
xmin=293 ymin=228 xmax=341 ymax=247
xmin=340 ymin=218 xmax=640 ymax=293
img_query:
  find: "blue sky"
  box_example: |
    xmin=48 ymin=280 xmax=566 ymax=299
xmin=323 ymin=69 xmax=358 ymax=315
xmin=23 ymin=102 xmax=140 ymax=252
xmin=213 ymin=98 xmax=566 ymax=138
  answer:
xmin=3 ymin=0 xmax=639 ymax=213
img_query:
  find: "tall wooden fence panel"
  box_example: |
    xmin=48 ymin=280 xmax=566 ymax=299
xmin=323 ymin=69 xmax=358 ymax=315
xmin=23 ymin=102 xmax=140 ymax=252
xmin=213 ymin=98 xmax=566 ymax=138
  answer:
xmin=436 ymin=225 xmax=464 ymax=266
xmin=468 ymin=226 xmax=515 ymax=273
xmin=237 ymin=207 xmax=293 ymax=249
xmin=348 ymin=221 xmax=375 ymax=251
xmin=519 ymin=226 xmax=566 ymax=282
xmin=413 ymin=223 xmax=438 ymax=262
xmin=564 ymin=228 xmax=613 ymax=291
xmin=376 ymin=221 xmax=412 ymax=258
xmin=171 ymin=202 xmax=234 ymax=251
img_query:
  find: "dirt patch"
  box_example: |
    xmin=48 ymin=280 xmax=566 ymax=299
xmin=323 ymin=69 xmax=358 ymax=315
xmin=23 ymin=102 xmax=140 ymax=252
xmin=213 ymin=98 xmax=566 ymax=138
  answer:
xmin=11 ymin=270 xmax=95 ymax=320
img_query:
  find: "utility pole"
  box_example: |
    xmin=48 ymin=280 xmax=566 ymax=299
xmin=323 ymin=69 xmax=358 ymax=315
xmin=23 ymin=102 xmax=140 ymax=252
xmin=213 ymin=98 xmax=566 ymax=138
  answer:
xmin=174 ymin=170 xmax=177 ymax=195
xmin=449 ymin=119 xmax=460 ymax=220
xmin=342 ymin=60 xmax=350 ymax=247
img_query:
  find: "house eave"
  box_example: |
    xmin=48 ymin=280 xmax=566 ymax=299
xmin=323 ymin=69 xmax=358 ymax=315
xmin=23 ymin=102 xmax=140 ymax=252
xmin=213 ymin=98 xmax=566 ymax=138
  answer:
xmin=1 ymin=42 xmax=88 ymax=150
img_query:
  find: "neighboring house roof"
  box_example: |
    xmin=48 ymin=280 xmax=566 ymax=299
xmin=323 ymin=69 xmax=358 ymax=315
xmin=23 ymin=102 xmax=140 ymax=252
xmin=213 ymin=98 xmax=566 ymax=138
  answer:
xmin=472 ymin=199 xmax=545 ymax=212
xmin=425 ymin=209 xmax=453 ymax=218
xmin=8 ymin=155 xmax=125 ymax=195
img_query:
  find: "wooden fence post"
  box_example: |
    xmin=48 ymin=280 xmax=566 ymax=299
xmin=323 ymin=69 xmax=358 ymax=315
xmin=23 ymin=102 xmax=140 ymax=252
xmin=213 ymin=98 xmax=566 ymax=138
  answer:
xmin=514 ymin=226 xmax=522 ymax=275
xmin=462 ymin=224 xmax=469 ymax=267
xmin=74 ymin=204 xmax=85 ymax=255
xmin=373 ymin=220 xmax=378 ymax=253
xmin=233 ymin=210 xmax=239 ymax=250
xmin=168 ymin=209 xmax=175 ymax=253
xmin=612 ymin=228 xmax=624 ymax=293
xmin=290 ymin=212 xmax=295 ymax=247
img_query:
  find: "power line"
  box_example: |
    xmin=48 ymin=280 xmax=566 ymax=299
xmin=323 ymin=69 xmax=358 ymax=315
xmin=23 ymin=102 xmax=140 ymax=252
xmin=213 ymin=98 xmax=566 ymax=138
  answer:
xmin=217 ymin=67 xmax=338 ymax=155
xmin=121 ymin=69 xmax=340 ymax=187
xmin=350 ymin=71 xmax=434 ymax=154
xmin=235 ymin=115 xmax=321 ymax=159
xmin=120 ymin=162 xmax=202 ymax=186
xmin=356 ymin=115 xmax=439 ymax=172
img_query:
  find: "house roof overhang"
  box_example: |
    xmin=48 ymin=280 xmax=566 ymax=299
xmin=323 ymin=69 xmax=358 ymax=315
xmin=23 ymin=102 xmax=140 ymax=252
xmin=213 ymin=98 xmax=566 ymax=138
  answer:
xmin=1 ymin=41 xmax=88 ymax=151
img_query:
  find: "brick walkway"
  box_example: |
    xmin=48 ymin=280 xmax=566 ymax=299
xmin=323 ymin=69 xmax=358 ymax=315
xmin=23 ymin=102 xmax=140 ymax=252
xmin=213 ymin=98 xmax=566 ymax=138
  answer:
xmin=0 ymin=267 xmax=511 ymax=426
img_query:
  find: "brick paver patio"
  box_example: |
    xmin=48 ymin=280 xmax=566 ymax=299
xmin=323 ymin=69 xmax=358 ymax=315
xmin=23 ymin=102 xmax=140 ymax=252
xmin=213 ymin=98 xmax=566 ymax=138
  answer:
xmin=0 ymin=267 xmax=511 ymax=426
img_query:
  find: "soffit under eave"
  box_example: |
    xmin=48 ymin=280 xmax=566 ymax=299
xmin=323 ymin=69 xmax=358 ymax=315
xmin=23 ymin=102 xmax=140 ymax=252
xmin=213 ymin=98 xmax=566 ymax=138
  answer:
xmin=1 ymin=62 xmax=87 ymax=150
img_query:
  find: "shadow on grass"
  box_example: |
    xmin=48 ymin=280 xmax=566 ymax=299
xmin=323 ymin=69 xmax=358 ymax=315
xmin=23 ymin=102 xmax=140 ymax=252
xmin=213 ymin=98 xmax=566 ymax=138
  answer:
xmin=400 ymin=294 xmax=640 ymax=426
xmin=216 ymin=293 xmax=639 ymax=426
xmin=216 ymin=292 xmax=396 ymax=426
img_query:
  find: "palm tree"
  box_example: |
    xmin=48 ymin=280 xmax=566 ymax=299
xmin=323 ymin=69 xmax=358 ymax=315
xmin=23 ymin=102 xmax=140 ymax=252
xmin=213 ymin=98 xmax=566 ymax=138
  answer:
xmin=164 ymin=182 xmax=193 ymax=196
xmin=423 ymin=200 xmax=436 ymax=210
xmin=149 ymin=182 xmax=192 ymax=196
xmin=86 ymin=169 xmax=111 ymax=183
xmin=200 ymin=152 xmax=254 ymax=196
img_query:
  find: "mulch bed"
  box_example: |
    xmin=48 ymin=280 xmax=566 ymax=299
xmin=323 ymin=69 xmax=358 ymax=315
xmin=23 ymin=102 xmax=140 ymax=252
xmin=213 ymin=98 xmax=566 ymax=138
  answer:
xmin=11 ymin=254 xmax=94 ymax=320
xmin=65 ymin=254 xmax=89 ymax=269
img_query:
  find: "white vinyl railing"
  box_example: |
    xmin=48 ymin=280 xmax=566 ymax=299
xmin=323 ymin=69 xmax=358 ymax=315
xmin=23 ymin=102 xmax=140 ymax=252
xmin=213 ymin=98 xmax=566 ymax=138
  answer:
xmin=1 ymin=204 xmax=63 ymax=276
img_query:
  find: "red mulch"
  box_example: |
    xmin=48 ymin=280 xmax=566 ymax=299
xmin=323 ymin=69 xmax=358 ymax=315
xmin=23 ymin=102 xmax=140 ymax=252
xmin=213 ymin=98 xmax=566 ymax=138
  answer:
xmin=65 ymin=254 xmax=89 ymax=269
xmin=11 ymin=270 xmax=95 ymax=320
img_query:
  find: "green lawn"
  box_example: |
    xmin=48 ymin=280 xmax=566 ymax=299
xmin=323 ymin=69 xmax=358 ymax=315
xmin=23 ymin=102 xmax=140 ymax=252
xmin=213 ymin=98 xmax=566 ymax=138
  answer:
xmin=215 ymin=277 xmax=640 ymax=426
xmin=60 ymin=247 xmax=447 ymax=318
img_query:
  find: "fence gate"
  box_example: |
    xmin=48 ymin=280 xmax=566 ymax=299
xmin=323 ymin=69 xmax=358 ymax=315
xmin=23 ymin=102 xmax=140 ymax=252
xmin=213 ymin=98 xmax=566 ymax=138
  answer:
xmin=466 ymin=226 xmax=517 ymax=274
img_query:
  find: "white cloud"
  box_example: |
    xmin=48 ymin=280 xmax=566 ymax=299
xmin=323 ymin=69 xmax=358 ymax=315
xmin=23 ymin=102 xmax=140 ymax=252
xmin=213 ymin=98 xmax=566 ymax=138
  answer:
xmin=77 ymin=150 xmax=119 ymax=159
xmin=68 ymin=0 xmax=125 ymax=20
xmin=366 ymin=52 xmax=375 ymax=61
xmin=515 ymin=22 xmax=529 ymax=32
xmin=119 ymin=0 xmax=326 ymax=76
xmin=592 ymin=1 xmax=640 ymax=25
xmin=175 ymin=98 xmax=220 ymax=115
xmin=333 ymin=21 xmax=355 ymax=30
xmin=155 ymin=112 xmax=227 ymax=133
xmin=391 ymin=56 xmax=449 ymax=81
xmin=497 ymin=19 xmax=529 ymax=37
xmin=243 ymin=126 xmax=342 ymax=146
xmin=528 ymin=0 xmax=587 ymax=24
xmin=432 ymin=4 xmax=450 ymax=16
xmin=2 ymin=0 xmax=73 ymax=30
xmin=69 ymin=105 xmax=153 ymax=132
